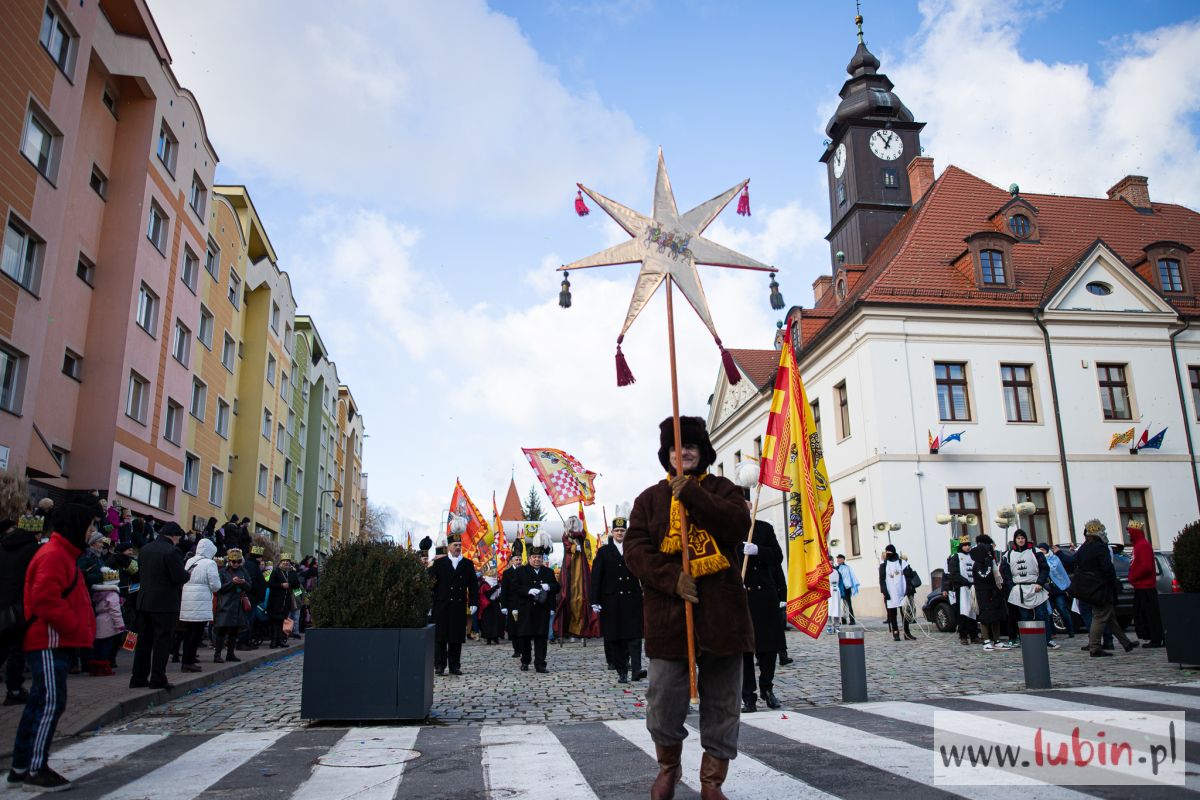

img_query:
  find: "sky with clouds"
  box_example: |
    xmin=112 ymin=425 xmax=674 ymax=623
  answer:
xmin=146 ymin=0 xmax=1200 ymax=545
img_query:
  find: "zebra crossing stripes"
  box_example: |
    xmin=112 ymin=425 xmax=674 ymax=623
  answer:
xmin=97 ymin=730 xmax=286 ymax=800
xmin=28 ymin=733 xmax=164 ymax=783
xmin=605 ymin=718 xmax=838 ymax=800
xmin=1065 ymin=684 xmax=1200 ymax=711
xmin=289 ymin=727 xmax=420 ymax=800
xmin=481 ymin=724 xmax=600 ymax=800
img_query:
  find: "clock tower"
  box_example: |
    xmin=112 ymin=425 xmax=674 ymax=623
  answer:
xmin=820 ymin=15 xmax=925 ymax=270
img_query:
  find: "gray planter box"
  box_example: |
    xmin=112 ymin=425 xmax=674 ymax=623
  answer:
xmin=301 ymin=625 xmax=434 ymax=720
xmin=1160 ymin=593 xmax=1200 ymax=667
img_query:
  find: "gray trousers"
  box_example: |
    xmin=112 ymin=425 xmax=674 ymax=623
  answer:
xmin=646 ymin=653 xmax=742 ymax=760
xmin=1087 ymin=602 xmax=1131 ymax=653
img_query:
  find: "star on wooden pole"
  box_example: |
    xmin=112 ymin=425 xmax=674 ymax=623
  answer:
xmin=560 ymin=148 xmax=774 ymax=386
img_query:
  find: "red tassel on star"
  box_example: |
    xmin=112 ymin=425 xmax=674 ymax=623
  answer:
xmin=718 ymin=340 xmax=741 ymax=385
xmin=575 ymin=190 xmax=590 ymax=217
xmin=736 ymin=182 xmax=751 ymax=216
xmin=615 ymin=336 xmax=636 ymax=386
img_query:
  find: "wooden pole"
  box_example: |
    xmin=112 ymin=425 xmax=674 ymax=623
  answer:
xmin=665 ymin=278 xmax=699 ymax=703
xmin=741 ymin=480 xmax=763 ymax=580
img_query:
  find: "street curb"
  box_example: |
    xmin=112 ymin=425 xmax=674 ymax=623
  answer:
xmin=0 ymin=643 xmax=302 ymax=760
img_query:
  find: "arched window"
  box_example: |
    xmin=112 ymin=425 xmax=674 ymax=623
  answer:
xmin=979 ymin=250 xmax=1006 ymax=285
xmin=1008 ymin=214 xmax=1031 ymax=239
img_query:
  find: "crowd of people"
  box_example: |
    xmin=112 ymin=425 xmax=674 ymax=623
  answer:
xmin=0 ymin=476 xmax=321 ymax=792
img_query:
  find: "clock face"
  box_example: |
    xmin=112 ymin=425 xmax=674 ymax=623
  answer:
xmin=832 ymin=143 xmax=847 ymax=178
xmin=869 ymin=129 xmax=903 ymax=161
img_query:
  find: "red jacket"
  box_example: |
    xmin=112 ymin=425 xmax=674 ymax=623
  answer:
xmin=1127 ymin=527 xmax=1156 ymax=590
xmin=23 ymin=532 xmax=96 ymax=651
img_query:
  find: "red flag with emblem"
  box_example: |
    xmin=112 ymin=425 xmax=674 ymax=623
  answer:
xmin=521 ymin=448 xmax=598 ymax=507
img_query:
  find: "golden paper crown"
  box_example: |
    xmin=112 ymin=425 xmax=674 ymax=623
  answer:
xmin=250 ymin=545 xmax=265 ymax=555
xmin=1126 ymin=520 xmax=1144 ymax=530
xmin=1083 ymin=519 xmax=1106 ymax=534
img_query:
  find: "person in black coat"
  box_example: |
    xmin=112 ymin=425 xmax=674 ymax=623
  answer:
xmin=213 ymin=549 xmax=249 ymax=663
xmin=969 ymin=534 xmax=1008 ymax=649
xmin=500 ymin=549 xmax=522 ymax=657
xmin=590 ymin=511 xmax=644 ymax=684
xmin=237 ymin=545 xmax=266 ymax=650
xmin=1 ymin=517 xmax=41 ymax=705
xmin=427 ymin=532 xmax=479 ymax=675
xmin=739 ymin=514 xmax=785 ymax=711
xmin=130 ymin=522 xmax=189 ymax=689
xmin=945 ymin=536 xmax=980 ymax=644
xmin=1072 ymin=521 xmax=1137 ymax=657
xmin=512 ymin=540 xmax=559 ymax=673
xmin=266 ymin=556 xmax=296 ymax=648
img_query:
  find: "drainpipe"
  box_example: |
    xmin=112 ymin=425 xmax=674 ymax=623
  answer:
xmin=1168 ymin=318 xmax=1200 ymax=515
xmin=1034 ymin=310 xmax=1077 ymax=542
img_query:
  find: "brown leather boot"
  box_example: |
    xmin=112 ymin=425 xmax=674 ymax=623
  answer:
xmin=699 ymin=752 xmax=729 ymax=800
xmin=650 ymin=743 xmax=683 ymax=800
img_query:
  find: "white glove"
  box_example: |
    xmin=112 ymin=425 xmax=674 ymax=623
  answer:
xmin=501 ymin=608 xmax=508 ymax=615
xmin=743 ymin=543 xmax=759 ymax=556
xmin=528 ymin=588 xmax=540 ymax=596
xmin=591 ymin=604 xmax=602 ymax=613
xmin=469 ymin=606 xmax=477 ymax=615
xmin=541 ymin=583 xmax=549 ymax=591
xmin=779 ymin=601 xmax=787 ymax=608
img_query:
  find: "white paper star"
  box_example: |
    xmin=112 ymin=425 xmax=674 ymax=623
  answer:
xmin=562 ymin=149 xmax=772 ymax=383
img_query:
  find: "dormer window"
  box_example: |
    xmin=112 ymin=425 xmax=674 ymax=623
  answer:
xmin=835 ymin=276 xmax=847 ymax=301
xmin=964 ymin=231 xmax=1017 ymax=290
xmin=980 ymin=250 xmax=1006 ymax=285
xmin=1008 ymin=214 xmax=1031 ymax=239
xmin=1158 ymin=259 xmax=1184 ymax=292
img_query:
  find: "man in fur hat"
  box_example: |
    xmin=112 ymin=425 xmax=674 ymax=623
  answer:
xmin=511 ymin=533 xmax=559 ymax=672
xmin=590 ymin=504 xmax=645 ymax=683
xmin=624 ymin=416 xmax=752 ymax=800
xmin=428 ymin=524 xmax=479 ymax=675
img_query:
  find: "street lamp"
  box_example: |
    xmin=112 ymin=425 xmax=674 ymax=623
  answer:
xmin=317 ymin=489 xmax=343 ymax=551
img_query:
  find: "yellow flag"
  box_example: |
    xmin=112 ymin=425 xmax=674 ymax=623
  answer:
xmin=759 ymin=318 xmax=834 ymax=638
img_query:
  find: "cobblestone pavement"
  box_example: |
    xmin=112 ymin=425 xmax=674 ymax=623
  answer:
xmin=106 ymin=622 xmax=1200 ymax=734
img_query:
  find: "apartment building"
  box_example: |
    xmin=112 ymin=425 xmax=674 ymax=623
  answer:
xmin=295 ymin=316 xmax=338 ymax=556
xmin=336 ymin=385 xmax=364 ymax=545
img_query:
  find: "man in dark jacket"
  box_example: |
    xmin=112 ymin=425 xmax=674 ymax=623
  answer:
xmin=945 ymin=536 xmax=980 ymax=645
xmin=1073 ymin=520 xmax=1138 ymax=657
xmin=500 ymin=545 xmax=522 ymax=657
xmin=130 ymin=522 xmax=189 ymax=689
xmin=0 ymin=517 xmax=40 ymax=705
xmin=625 ymin=416 xmax=752 ymax=800
xmin=428 ymin=529 xmax=479 ymax=675
xmin=237 ymin=544 xmax=267 ymax=650
xmin=739 ymin=512 xmax=785 ymax=712
xmin=512 ymin=537 xmax=559 ymax=673
xmin=590 ymin=509 xmax=644 ymax=684
xmin=970 ymin=534 xmax=1008 ymax=649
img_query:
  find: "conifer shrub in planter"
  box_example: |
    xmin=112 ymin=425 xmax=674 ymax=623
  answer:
xmin=1161 ymin=521 xmax=1200 ymax=667
xmin=301 ymin=540 xmax=434 ymax=720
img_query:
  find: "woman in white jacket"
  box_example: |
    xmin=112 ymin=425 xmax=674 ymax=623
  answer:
xmin=179 ymin=538 xmax=221 ymax=672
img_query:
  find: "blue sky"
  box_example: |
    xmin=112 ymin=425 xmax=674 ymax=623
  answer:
xmin=149 ymin=0 xmax=1200 ymax=543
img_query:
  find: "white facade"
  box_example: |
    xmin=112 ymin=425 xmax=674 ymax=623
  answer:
xmin=710 ymin=242 xmax=1200 ymax=618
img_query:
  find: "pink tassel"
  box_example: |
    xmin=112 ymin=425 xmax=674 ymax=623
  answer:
xmin=615 ymin=337 xmax=636 ymax=387
xmin=736 ymin=183 xmax=750 ymax=217
xmin=719 ymin=341 xmax=741 ymax=385
xmin=575 ymin=190 xmax=590 ymax=217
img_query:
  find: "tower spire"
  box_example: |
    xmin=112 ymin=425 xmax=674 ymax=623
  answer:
xmin=856 ymin=2 xmax=865 ymax=45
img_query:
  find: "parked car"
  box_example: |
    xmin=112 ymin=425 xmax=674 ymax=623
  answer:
xmin=922 ymin=586 xmax=956 ymax=632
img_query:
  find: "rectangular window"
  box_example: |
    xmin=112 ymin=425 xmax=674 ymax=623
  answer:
xmin=50 ymin=446 xmax=68 ymax=476
xmin=1116 ymin=488 xmax=1151 ymax=546
xmin=171 ymin=319 xmax=190 ymax=367
xmin=280 ymin=371 xmax=289 ymax=399
xmin=810 ymin=399 xmax=821 ymax=430
xmin=980 ymin=249 xmax=1006 ymax=285
xmin=271 ymin=301 xmax=281 ymax=333
xmin=1001 ymin=363 xmax=1037 ymax=422
xmin=1097 ymin=363 xmax=1132 ymax=420
xmin=135 ymin=283 xmax=158 ymax=335
xmin=0 ymin=346 xmax=27 ymax=414
xmin=183 ymin=453 xmax=200 ymax=496
xmin=837 ymin=182 xmax=846 ymax=206
xmin=147 ymin=201 xmax=168 ymax=254
xmin=163 ymin=399 xmax=183 ymax=444
xmin=39 ymin=3 xmax=76 ymax=74
xmin=189 ymin=173 xmax=207 ymax=217
xmin=267 ymin=353 xmax=276 ymax=385
xmin=190 ymin=378 xmax=207 ymax=421
xmin=1158 ymin=259 xmax=1184 ymax=293
xmin=297 ymin=467 xmax=304 ymax=490
xmin=61 ymin=348 xmax=81 ymax=381
xmin=209 ymin=467 xmax=224 ymax=505
xmin=881 ymin=167 xmax=898 ymax=188
xmin=262 ymin=408 xmax=272 ymax=439
xmin=89 ymin=164 xmax=108 ymax=199
xmin=198 ymin=305 xmax=214 ymax=348
xmin=101 ymin=83 xmax=118 ymax=117
xmin=156 ymin=120 xmax=178 ymax=175
xmin=935 ymin=362 xmax=971 ymax=421
xmin=3 ymin=217 xmax=45 ymax=292
xmin=284 ymin=458 xmax=293 ymax=485
xmin=844 ymin=499 xmax=860 ymax=557
xmin=273 ymin=476 xmax=282 ymax=505
xmin=181 ymin=246 xmax=199 ymax=293
xmin=221 ymin=333 xmax=235 ymax=371
xmin=126 ymin=372 xmax=149 ymax=423
xmin=258 ymin=464 xmax=268 ymax=496
xmin=76 ymin=253 xmax=95 ymax=286
xmin=835 ymin=381 xmax=851 ymax=439
xmin=116 ymin=464 xmax=169 ymax=510
xmin=1016 ymin=489 xmax=1052 ymax=545
xmin=281 ymin=511 xmax=289 ymax=541
xmin=21 ymin=104 xmax=61 ymax=181
xmin=276 ymin=423 xmax=285 ymax=453
xmin=204 ymin=238 xmax=220 ymax=280
xmin=948 ymin=489 xmax=983 ymax=540
xmin=216 ymin=398 xmax=230 ymax=438
xmin=287 ymin=409 xmax=296 ymax=436
xmin=228 ymin=269 xmax=241 ymax=308
xmin=298 ymin=421 xmax=306 ymax=444
xmin=1191 ymin=366 xmax=1200 ymax=421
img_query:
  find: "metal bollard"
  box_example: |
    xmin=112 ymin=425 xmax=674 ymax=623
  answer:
xmin=838 ymin=628 xmax=867 ymax=703
xmin=1017 ymin=619 xmax=1052 ymax=690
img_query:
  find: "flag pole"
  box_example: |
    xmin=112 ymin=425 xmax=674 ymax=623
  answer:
xmin=741 ymin=480 xmax=763 ymax=580
xmin=665 ymin=277 xmax=699 ymax=703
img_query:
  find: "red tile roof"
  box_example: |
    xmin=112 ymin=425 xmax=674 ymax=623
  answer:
xmin=727 ymin=348 xmax=779 ymax=389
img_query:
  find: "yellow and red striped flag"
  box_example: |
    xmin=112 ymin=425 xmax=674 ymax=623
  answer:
xmin=492 ymin=492 xmax=511 ymax=572
xmin=758 ymin=317 xmax=834 ymax=639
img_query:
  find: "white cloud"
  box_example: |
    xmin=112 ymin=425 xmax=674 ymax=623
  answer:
xmin=149 ymin=0 xmax=650 ymax=214
xmin=892 ymin=0 xmax=1200 ymax=207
